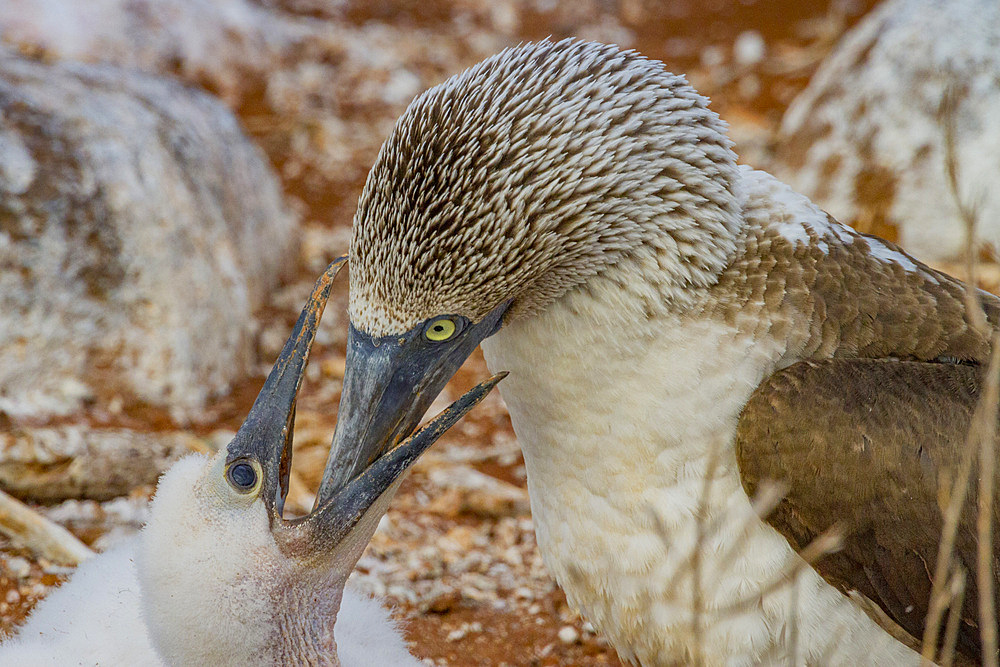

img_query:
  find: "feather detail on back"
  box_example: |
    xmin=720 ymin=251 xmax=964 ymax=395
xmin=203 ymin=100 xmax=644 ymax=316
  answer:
xmin=737 ymin=358 xmax=997 ymax=660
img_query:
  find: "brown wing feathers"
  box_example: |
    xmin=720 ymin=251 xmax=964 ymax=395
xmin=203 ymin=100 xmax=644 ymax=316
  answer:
xmin=736 ymin=358 xmax=997 ymax=660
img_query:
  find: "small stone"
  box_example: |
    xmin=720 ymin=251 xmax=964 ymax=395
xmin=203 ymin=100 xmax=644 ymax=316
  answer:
xmin=440 ymin=525 xmax=476 ymax=552
xmin=737 ymin=74 xmax=761 ymax=99
xmin=558 ymin=625 xmax=580 ymax=645
xmin=427 ymin=589 xmax=460 ymax=613
xmin=381 ymin=69 xmax=421 ymax=106
xmin=447 ymin=621 xmax=483 ymax=642
xmin=260 ymin=323 xmax=291 ymax=358
xmin=208 ymin=430 xmax=237 ymax=453
xmin=513 ymin=586 xmax=534 ymax=601
xmin=733 ymin=30 xmax=765 ymax=67
xmin=700 ymin=45 xmax=725 ymax=69
xmin=4 ymin=556 xmax=31 ymax=580
xmin=5 ymin=589 xmax=20 ymax=604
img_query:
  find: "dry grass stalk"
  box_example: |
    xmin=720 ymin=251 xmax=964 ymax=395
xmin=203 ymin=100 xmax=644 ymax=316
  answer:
xmin=941 ymin=567 xmax=969 ymax=667
xmin=689 ymin=441 xmax=727 ymax=667
xmin=648 ymin=476 xmax=835 ymax=664
xmin=927 ymin=333 xmax=1000 ymax=665
xmin=977 ymin=337 xmax=1000 ymax=667
xmin=707 ymin=481 xmax=789 ymax=577
xmin=922 ymin=85 xmax=998 ymax=666
xmin=787 ymin=576 xmax=801 ymax=667
xmin=941 ymin=85 xmax=989 ymax=337
xmin=647 ymin=478 xmax=787 ymax=663
xmin=947 ymin=83 xmax=999 ymax=667
xmin=713 ymin=526 xmax=844 ymax=618
xmin=649 ymin=478 xmax=786 ymax=598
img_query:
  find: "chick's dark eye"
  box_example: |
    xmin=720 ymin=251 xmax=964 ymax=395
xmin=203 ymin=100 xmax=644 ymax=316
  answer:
xmin=227 ymin=462 xmax=257 ymax=491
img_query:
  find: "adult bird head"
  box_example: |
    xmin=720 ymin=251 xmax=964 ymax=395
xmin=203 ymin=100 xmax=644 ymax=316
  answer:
xmin=318 ymin=39 xmax=743 ymax=500
xmin=138 ymin=257 xmax=504 ymax=666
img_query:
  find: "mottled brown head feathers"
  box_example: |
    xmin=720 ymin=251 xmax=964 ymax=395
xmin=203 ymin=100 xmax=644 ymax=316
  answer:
xmin=350 ymin=39 xmax=741 ymax=336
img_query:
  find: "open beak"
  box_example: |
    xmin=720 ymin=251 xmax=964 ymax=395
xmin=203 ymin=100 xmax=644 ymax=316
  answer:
xmin=287 ymin=371 xmax=505 ymax=555
xmin=315 ymin=300 xmax=509 ymax=503
xmin=224 ymin=256 xmax=505 ymax=552
xmin=224 ymin=257 xmax=347 ymax=522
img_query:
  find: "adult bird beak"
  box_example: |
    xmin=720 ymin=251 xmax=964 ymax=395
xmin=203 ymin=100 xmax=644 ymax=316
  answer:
xmin=315 ymin=300 xmax=510 ymax=503
xmin=285 ymin=371 xmax=506 ymax=557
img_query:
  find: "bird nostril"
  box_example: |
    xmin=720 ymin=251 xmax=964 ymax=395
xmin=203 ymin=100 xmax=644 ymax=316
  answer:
xmin=227 ymin=461 xmax=258 ymax=492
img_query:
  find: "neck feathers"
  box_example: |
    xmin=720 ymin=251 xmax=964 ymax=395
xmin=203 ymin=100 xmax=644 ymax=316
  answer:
xmin=483 ymin=281 xmax=917 ymax=663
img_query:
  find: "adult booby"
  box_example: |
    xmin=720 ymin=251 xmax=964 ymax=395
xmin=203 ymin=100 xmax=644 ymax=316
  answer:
xmin=1 ymin=258 xmax=502 ymax=666
xmin=317 ymin=40 xmax=999 ymax=664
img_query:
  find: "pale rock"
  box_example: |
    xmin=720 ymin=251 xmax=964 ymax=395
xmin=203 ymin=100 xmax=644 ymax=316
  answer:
xmin=0 ymin=0 xmax=316 ymax=105
xmin=558 ymin=625 xmax=580 ymax=645
xmin=772 ymin=0 xmax=1000 ymax=262
xmin=0 ymin=52 xmax=295 ymax=422
xmin=732 ymin=30 xmax=765 ymax=67
xmin=0 ymin=426 xmax=200 ymax=501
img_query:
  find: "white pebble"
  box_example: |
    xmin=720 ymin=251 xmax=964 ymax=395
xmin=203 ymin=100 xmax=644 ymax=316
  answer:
xmin=700 ymin=45 xmax=726 ymax=69
xmin=558 ymin=625 xmax=579 ymax=644
xmin=733 ymin=30 xmax=766 ymax=67
xmin=5 ymin=556 xmax=31 ymax=580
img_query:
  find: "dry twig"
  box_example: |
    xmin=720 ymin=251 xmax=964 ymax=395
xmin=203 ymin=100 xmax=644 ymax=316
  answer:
xmin=689 ymin=442 xmax=727 ymax=667
xmin=713 ymin=526 xmax=844 ymax=619
xmin=941 ymin=567 xmax=969 ymax=667
xmin=0 ymin=489 xmax=93 ymax=566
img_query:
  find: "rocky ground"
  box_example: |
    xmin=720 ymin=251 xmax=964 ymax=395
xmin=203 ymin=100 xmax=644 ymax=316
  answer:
xmin=4 ymin=1 xmax=995 ymax=664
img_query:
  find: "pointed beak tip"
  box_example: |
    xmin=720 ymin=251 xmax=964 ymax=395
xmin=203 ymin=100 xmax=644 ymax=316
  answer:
xmin=227 ymin=256 xmax=350 ymax=521
xmin=307 ymin=368 xmax=508 ymax=548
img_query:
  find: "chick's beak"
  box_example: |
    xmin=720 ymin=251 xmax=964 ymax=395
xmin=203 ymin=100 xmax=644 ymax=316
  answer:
xmin=225 ymin=257 xmax=346 ymax=522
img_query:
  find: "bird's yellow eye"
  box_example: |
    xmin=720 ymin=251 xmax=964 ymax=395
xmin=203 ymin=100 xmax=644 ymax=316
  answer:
xmin=425 ymin=317 xmax=457 ymax=342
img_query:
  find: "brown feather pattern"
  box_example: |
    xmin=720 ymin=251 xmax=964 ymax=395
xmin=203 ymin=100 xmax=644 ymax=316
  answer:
xmin=708 ymin=175 xmax=1000 ymax=659
xmin=736 ymin=358 xmax=999 ymax=660
xmin=711 ymin=209 xmax=996 ymax=366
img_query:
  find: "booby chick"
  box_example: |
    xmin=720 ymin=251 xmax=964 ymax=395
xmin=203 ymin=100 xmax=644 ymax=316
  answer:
xmin=1 ymin=258 xmax=503 ymax=666
xmin=316 ymin=40 xmax=1000 ymax=665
